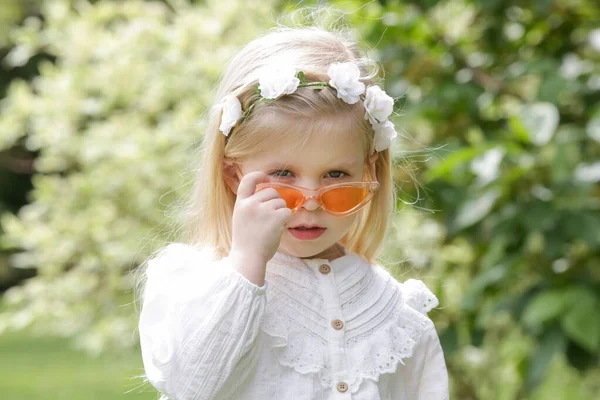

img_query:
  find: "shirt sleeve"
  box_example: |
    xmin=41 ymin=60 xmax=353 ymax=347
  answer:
xmin=138 ymin=243 xmax=268 ymax=400
xmin=405 ymin=324 xmax=450 ymax=400
xmin=397 ymin=278 xmax=449 ymax=400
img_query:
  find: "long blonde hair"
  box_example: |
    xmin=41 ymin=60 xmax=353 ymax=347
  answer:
xmin=178 ymin=23 xmax=395 ymax=264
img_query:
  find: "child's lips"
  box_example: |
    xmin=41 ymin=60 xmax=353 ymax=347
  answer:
xmin=291 ymin=224 xmax=325 ymax=229
xmin=289 ymin=227 xmax=326 ymax=240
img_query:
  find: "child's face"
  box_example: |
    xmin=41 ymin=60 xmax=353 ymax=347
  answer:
xmin=235 ymin=123 xmax=377 ymax=261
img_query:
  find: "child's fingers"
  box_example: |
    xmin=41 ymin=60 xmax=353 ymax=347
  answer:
xmin=262 ymin=197 xmax=287 ymax=210
xmin=253 ymin=187 xmax=282 ymax=202
xmin=236 ymin=171 xmax=269 ymax=200
xmin=276 ymin=207 xmax=294 ymax=225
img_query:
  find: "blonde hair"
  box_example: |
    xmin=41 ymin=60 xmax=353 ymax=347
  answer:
xmin=178 ymin=19 xmax=396 ymax=264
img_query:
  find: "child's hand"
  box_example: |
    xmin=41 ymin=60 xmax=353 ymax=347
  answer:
xmin=229 ymin=171 xmax=293 ymax=282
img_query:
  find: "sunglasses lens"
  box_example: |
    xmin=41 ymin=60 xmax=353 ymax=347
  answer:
xmin=269 ymin=185 xmax=371 ymax=214
xmin=322 ymin=186 xmax=367 ymax=212
xmin=275 ymin=187 xmax=304 ymax=209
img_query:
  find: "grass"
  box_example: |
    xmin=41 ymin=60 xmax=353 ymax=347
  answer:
xmin=0 ymin=330 xmax=158 ymax=400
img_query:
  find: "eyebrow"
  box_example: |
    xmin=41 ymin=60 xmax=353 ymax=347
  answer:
xmin=266 ymin=160 xmax=359 ymax=170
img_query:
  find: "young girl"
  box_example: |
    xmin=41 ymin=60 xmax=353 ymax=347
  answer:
xmin=137 ymin=21 xmax=449 ymax=400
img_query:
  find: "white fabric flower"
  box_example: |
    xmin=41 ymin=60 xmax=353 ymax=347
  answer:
xmin=372 ymin=119 xmax=397 ymax=152
xmin=327 ymin=62 xmax=366 ymax=104
xmin=258 ymin=64 xmax=300 ymax=99
xmin=364 ymin=85 xmax=394 ymax=124
xmin=219 ymin=95 xmax=242 ymax=136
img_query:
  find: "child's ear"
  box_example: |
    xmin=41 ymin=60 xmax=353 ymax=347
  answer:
xmin=222 ymin=160 xmax=242 ymax=195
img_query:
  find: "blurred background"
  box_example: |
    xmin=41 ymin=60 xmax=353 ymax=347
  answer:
xmin=0 ymin=0 xmax=598 ymax=399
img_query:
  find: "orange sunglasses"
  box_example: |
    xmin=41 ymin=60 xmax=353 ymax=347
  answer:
xmin=254 ymin=180 xmax=379 ymax=216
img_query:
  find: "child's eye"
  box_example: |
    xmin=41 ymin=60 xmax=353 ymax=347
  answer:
xmin=269 ymin=170 xmax=348 ymax=179
xmin=327 ymin=170 xmax=347 ymax=179
xmin=269 ymin=170 xmax=292 ymax=178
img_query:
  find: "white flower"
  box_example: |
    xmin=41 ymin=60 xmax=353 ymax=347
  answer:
xmin=470 ymin=147 xmax=505 ymax=185
xmin=372 ymin=119 xmax=397 ymax=152
xmin=327 ymin=62 xmax=365 ymax=104
xmin=574 ymin=162 xmax=600 ymax=183
xmin=364 ymin=85 xmax=394 ymax=124
xmin=519 ymin=102 xmax=559 ymax=146
xmin=219 ymin=95 xmax=242 ymax=136
xmin=589 ymin=29 xmax=600 ymax=52
xmin=258 ymin=64 xmax=300 ymax=99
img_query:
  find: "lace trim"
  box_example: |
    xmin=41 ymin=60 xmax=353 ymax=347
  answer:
xmin=345 ymin=301 xmax=432 ymax=393
xmin=259 ymin=278 xmax=439 ymax=391
xmin=261 ymin=311 xmax=333 ymax=388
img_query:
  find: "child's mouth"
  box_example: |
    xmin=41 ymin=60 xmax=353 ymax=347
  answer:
xmin=289 ymin=227 xmax=326 ymax=240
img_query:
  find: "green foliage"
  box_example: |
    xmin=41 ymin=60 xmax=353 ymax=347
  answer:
xmin=310 ymin=0 xmax=600 ymax=398
xmin=0 ymin=0 xmax=278 ymax=352
xmin=1 ymin=0 xmax=599 ymax=399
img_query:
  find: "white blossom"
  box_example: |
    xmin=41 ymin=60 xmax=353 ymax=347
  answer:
xmin=589 ymin=29 xmax=600 ymax=52
xmin=364 ymin=85 xmax=394 ymax=124
xmin=470 ymin=147 xmax=505 ymax=185
xmin=574 ymin=162 xmax=600 ymax=183
xmin=218 ymin=95 xmax=242 ymax=136
xmin=372 ymin=119 xmax=397 ymax=152
xmin=327 ymin=62 xmax=365 ymax=104
xmin=257 ymin=64 xmax=300 ymax=99
xmin=519 ymin=102 xmax=559 ymax=146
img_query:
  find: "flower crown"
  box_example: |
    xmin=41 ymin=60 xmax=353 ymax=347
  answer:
xmin=218 ymin=62 xmax=397 ymax=152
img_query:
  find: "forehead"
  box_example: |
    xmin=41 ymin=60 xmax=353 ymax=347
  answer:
xmin=249 ymin=114 xmax=366 ymax=170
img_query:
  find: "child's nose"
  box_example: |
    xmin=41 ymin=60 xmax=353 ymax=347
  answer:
xmin=301 ymin=196 xmax=321 ymax=211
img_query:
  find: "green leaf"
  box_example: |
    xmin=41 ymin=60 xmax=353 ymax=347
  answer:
xmin=462 ymin=263 xmax=508 ymax=312
xmin=561 ymin=288 xmax=600 ymax=353
xmin=453 ymin=189 xmax=501 ymax=230
xmin=424 ymin=146 xmax=480 ymax=182
xmin=538 ymin=75 xmax=568 ymax=104
xmin=526 ymin=327 xmax=567 ymax=391
xmin=296 ymin=71 xmax=306 ymax=83
xmin=522 ymin=289 xmax=569 ymax=330
xmin=508 ymin=115 xmax=530 ymax=143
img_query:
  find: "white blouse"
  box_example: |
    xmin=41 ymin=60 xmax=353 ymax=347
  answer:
xmin=138 ymin=243 xmax=449 ymax=400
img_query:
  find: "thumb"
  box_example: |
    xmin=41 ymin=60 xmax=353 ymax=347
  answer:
xmin=235 ymin=170 xmax=269 ymax=200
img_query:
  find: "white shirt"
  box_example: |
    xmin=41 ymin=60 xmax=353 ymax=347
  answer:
xmin=138 ymin=243 xmax=449 ymax=400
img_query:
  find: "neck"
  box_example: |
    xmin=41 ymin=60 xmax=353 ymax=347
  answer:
xmin=300 ymin=243 xmax=346 ymax=262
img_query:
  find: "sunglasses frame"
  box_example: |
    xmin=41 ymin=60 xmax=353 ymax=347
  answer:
xmin=254 ymin=180 xmax=380 ymax=217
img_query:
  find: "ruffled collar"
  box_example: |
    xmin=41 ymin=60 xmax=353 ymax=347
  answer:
xmin=260 ymin=246 xmax=440 ymax=394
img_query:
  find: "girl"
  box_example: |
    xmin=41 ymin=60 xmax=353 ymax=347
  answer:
xmin=137 ymin=18 xmax=449 ymax=400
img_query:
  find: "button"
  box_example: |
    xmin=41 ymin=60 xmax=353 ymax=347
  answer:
xmin=337 ymin=382 xmax=348 ymax=392
xmin=319 ymin=264 xmax=331 ymax=274
xmin=331 ymin=319 xmax=344 ymax=330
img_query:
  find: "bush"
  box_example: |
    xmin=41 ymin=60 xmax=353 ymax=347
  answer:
xmin=325 ymin=0 xmax=600 ymax=398
xmin=1 ymin=0 xmax=598 ymax=398
xmin=0 ymin=0 xmax=278 ymax=353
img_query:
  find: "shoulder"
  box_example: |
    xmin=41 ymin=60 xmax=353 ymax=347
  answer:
xmin=143 ymin=243 xmax=252 ymax=299
xmin=152 ymin=242 xmax=219 ymax=262
xmin=370 ymin=263 xmax=440 ymax=317
xmin=145 ymin=242 xmax=222 ymax=278
xmin=152 ymin=242 xmax=218 ymax=260
xmin=398 ymin=278 xmax=440 ymax=316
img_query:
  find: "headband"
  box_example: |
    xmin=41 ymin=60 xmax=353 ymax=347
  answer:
xmin=218 ymin=62 xmax=397 ymax=152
